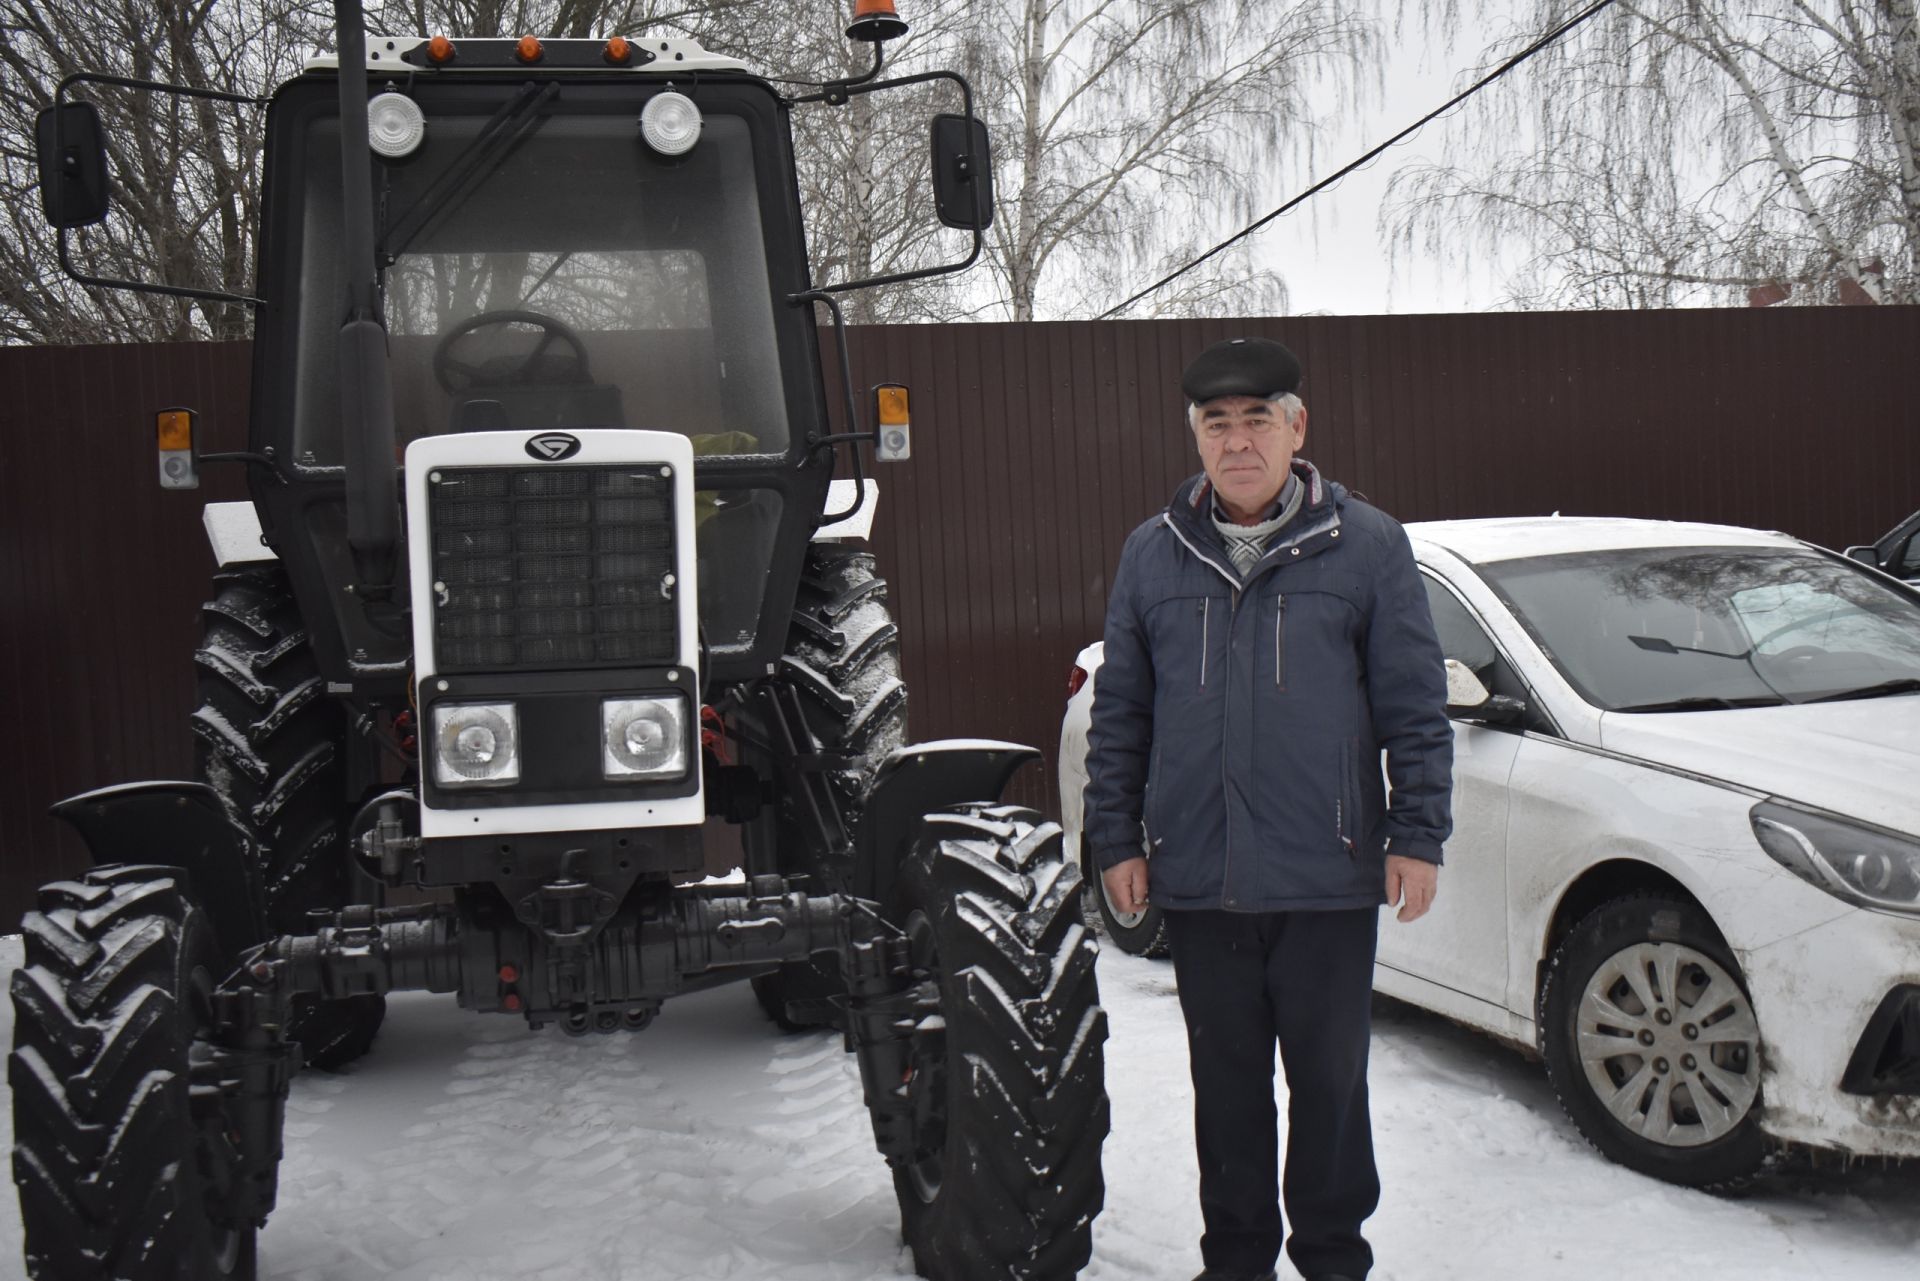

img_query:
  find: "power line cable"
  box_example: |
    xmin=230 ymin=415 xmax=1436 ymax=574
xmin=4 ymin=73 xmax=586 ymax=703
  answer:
xmin=1097 ymin=0 xmax=1624 ymax=319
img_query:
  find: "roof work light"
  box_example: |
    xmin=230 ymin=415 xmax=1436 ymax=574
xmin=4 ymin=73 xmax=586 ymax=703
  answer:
xmin=640 ymin=92 xmax=702 ymax=156
xmin=367 ymin=93 xmax=425 ymax=158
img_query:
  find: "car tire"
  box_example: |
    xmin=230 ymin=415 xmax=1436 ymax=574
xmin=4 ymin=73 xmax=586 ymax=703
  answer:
xmin=11 ymin=866 xmax=262 ymax=1280
xmin=1539 ymin=892 xmax=1768 ymax=1188
xmin=193 ymin=565 xmax=385 ymax=1071
xmin=888 ymin=805 xmax=1108 ymax=1281
xmin=1075 ymin=834 xmax=1169 ymax=958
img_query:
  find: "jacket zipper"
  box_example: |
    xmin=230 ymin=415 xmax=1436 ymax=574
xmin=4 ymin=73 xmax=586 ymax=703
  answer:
xmin=1221 ymin=586 xmax=1240 ymax=897
xmin=1200 ymin=597 xmax=1210 ymax=689
xmin=1274 ymin=594 xmax=1285 ymax=689
xmin=1339 ymin=744 xmax=1356 ymax=856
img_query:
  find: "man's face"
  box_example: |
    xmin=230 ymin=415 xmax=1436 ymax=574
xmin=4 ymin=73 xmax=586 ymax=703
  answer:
xmin=1190 ymin=395 xmax=1306 ymax=521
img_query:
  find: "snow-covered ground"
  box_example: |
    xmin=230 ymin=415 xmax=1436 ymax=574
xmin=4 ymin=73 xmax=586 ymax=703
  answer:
xmin=1 ymin=932 xmax=1916 ymax=1280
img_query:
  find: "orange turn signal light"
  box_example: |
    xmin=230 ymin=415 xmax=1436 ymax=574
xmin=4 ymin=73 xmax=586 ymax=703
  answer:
xmin=604 ymin=36 xmax=632 ymax=65
xmin=156 ymin=408 xmax=194 ymax=451
xmin=426 ymin=34 xmax=455 ymax=64
xmin=875 ymin=384 xmax=909 ymax=426
xmin=515 ymin=35 xmax=544 ymax=64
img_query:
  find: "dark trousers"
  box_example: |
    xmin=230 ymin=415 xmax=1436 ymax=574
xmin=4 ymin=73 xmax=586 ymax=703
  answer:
xmin=1164 ymin=907 xmax=1381 ymax=1280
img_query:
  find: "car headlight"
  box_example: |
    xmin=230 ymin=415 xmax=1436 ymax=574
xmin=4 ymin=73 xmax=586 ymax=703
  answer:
xmin=432 ymin=703 xmax=520 ymax=787
xmin=1751 ymin=800 xmax=1920 ymax=915
xmin=603 ymin=696 xmax=688 ymax=779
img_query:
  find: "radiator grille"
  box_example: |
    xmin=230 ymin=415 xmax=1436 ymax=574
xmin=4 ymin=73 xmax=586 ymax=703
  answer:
xmin=428 ymin=466 xmax=677 ymax=672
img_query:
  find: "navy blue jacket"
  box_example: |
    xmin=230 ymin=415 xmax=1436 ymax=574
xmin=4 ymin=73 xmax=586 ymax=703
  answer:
xmin=1084 ymin=463 xmax=1453 ymax=912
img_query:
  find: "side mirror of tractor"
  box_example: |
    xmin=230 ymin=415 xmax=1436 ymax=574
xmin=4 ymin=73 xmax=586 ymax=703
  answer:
xmin=36 ymin=102 xmax=111 ymax=229
xmin=930 ymin=114 xmax=993 ymax=230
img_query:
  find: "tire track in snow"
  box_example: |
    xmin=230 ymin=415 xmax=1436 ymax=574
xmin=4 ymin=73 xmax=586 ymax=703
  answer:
xmin=256 ymin=983 xmax=915 ymax=1280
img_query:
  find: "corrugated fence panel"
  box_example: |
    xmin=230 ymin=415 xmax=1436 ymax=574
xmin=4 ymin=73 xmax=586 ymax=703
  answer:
xmin=0 ymin=340 xmax=252 ymax=920
xmin=3 ymin=308 xmax=1916 ymax=918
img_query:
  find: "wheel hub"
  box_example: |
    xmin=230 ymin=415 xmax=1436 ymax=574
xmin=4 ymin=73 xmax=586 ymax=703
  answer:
xmin=1575 ymin=941 xmax=1761 ymax=1148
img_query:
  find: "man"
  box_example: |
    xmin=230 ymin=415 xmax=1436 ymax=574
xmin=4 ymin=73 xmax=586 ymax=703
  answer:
xmin=1083 ymin=337 xmax=1453 ymax=1281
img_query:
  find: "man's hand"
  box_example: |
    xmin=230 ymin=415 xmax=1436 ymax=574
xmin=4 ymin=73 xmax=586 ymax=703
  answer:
xmin=1102 ymin=857 xmax=1150 ymax=916
xmin=1385 ymin=855 xmax=1438 ymax=923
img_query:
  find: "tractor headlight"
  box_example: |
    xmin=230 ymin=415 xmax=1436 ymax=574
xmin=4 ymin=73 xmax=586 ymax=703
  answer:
xmin=640 ymin=91 xmax=701 ymax=156
xmin=603 ymin=696 xmax=688 ymax=779
xmin=432 ymin=702 xmax=520 ymax=787
xmin=1751 ymin=800 xmax=1920 ymax=915
xmin=367 ymin=92 xmax=426 ymax=159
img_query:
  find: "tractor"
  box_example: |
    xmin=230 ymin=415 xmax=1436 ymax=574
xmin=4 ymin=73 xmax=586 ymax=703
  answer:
xmin=15 ymin=3 xmax=1108 ymax=1278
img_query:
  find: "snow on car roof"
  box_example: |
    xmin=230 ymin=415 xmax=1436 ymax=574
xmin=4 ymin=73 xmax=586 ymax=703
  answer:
xmin=1407 ymin=516 xmax=1800 ymax=564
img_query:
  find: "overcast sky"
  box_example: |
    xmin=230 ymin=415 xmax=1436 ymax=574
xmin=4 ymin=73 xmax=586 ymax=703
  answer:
xmin=1236 ymin=7 xmax=1527 ymax=318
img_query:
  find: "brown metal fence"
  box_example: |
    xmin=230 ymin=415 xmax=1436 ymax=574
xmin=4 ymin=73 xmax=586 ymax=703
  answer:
xmin=3 ymin=308 xmax=1917 ymax=920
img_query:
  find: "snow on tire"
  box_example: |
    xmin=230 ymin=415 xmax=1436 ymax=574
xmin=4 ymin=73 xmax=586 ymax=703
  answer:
xmin=888 ymin=805 xmax=1108 ymax=1281
xmin=193 ymin=565 xmax=383 ymax=1070
xmin=755 ymin=545 xmax=909 ymax=1031
xmin=1538 ymin=892 xmax=1768 ymax=1189
xmin=9 ymin=866 xmax=259 ymax=1280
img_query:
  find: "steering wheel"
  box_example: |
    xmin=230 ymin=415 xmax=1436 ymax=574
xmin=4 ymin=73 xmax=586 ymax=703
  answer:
xmin=433 ymin=309 xmax=592 ymax=393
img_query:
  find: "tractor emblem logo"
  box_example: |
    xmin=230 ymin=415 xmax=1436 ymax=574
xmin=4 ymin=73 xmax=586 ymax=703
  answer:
xmin=526 ymin=433 xmax=582 ymax=461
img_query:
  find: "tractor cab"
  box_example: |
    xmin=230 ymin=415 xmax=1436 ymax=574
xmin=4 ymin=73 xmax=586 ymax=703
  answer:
xmin=258 ymin=36 xmax=884 ymax=684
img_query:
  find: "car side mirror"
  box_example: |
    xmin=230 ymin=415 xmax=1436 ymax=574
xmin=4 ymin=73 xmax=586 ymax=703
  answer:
xmin=930 ymin=113 xmax=993 ymax=230
xmin=1843 ymin=544 xmax=1882 ymax=568
xmin=1445 ymin=658 xmax=1527 ymax=725
xmin=1444 ymin=658 xmax=1491 ymax=712
xmin=36 ymin=101 xmax=111 ymax=228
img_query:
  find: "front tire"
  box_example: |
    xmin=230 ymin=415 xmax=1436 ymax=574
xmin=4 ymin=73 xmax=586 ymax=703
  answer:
xmin=10 ymin=867 xmax=260 ymax=1280
xmin=754 ymin=545 xmax=909 ymax=1031
xmin=193 ymin=565 xmax=384 ymax=1069
xmin=887 ymin=805 xmax=1108 ymax=1281
xmin=1538 ymin=893 xmax=1767 ymax=1188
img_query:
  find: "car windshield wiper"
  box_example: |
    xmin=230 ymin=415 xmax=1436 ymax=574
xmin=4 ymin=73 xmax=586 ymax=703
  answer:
xmin=1804 ymin=677 xmax=1920 ymax=704
xmin=1611 ymin=695 xmax=1787 ymax=713
xmin=379 ymin=81 xmax=559 ymax=263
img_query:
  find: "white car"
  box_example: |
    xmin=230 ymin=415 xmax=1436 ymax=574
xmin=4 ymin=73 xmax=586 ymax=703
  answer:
xmin=1059 ymin=516 xmax=1920 ymax=1186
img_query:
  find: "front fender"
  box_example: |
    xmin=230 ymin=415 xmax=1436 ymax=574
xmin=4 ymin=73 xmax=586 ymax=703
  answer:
xmin=855 ymin=739 xmax=1040 ymax=908
xmin=51 ymin=781 xmax=269 ymax=959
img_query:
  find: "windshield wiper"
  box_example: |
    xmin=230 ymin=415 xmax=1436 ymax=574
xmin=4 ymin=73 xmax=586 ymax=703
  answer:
xmin=379 ymin=81 xmax=559 ymax=263
xmin=1805 ymin=678 xmax=1920 ymax=704
xmin=1611 ymin=695 xmax=1787 ymax=713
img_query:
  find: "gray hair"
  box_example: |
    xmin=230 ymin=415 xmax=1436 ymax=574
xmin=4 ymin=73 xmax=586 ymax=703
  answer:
xmin=1187 ymin=392 xmax=1304 ymax=432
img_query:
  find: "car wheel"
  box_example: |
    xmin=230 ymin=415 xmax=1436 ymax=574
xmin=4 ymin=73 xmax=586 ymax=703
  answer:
xmin=1075 ymin=834 xmax=1169 ymax=958
xmin=1539 ymin=893 xmax=1767 ymax=1188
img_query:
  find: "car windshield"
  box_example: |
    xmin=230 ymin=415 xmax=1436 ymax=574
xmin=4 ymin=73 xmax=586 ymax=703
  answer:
xmin=290 ymin=98 xmax=792 ymax=465
xmin=1478 ymin=545 xmax=1920 ymax=711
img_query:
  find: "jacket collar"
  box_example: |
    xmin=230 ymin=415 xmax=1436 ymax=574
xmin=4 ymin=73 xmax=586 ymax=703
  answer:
xmin=1166 ymin=460 xmax=1346 ymax=587
xmin=1174 ymin=459 xmax=1336 ymax=532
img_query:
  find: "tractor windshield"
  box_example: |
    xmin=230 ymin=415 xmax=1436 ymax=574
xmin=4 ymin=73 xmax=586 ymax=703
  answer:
xmin=288 ymin=87 xmax=798 ymax=466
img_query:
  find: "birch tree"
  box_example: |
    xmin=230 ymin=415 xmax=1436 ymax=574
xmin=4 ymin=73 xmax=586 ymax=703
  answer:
xmin=968 ymin=0 xmax=1375 ymax=320
xmin=1388 ymin=0 xmax=1920 ymax=308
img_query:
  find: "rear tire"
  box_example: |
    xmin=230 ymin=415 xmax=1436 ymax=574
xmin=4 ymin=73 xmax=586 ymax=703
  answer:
xmin=1539 ymin=893 xmax=1768 ymax=1188
xmin=193 ymin=565 xmax=384 ymax=1069
xmin=754 ymin=545 xmax=908 ymax=1031
xmin=10 ymin=866 xmax=260 ymax=1280
xmin=887 ymin=805 xmax=1108 ymax=1281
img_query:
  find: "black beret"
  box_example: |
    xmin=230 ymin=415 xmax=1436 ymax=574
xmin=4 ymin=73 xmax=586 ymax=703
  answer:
xmin=1180 ymin=337 xmax=1302 ymax=404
